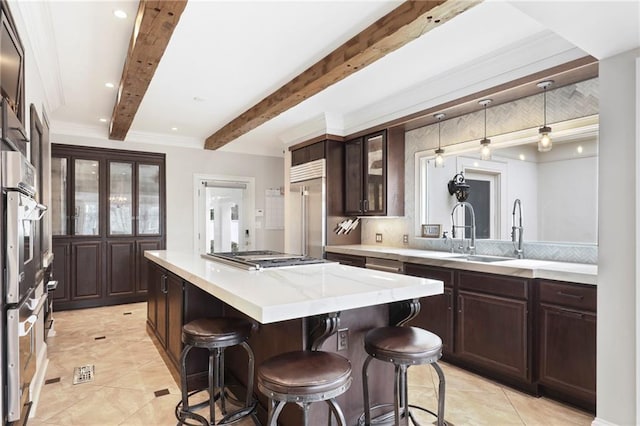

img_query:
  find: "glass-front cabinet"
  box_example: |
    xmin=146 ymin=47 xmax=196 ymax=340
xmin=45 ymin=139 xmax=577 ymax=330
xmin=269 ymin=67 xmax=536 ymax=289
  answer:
xmin=51 ymin=145 xmax=166 ymax=310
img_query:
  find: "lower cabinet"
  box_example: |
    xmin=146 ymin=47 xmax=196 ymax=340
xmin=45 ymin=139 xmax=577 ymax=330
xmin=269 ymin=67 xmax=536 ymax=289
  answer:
xmin=537 ymin=280 xmax=596 ymax=411
xmin=404 ymin=264 xmax=454 ymax=355
xmin=325 ymin=252 xmax=366 ymax=268
xmin=456 ymin=271 xmax=531 ymax=382
xmin=146 ymin=260 xmax=184 ymax=370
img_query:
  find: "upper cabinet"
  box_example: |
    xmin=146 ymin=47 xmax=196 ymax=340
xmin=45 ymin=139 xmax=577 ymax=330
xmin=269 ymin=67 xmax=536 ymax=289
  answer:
xmin=344 ymin=128 xmax=404 ymax=216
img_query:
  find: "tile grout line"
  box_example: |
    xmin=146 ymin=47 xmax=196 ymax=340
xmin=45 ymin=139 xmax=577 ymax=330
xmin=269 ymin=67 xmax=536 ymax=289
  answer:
xmin=501 ymin=386 xmax=527 ymax=425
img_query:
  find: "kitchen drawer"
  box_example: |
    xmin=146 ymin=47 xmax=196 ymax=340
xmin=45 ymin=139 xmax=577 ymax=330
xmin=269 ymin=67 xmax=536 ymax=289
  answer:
xmin=405 ymin=263 xmax=454 ymax=288
xmin=325 ymin=252 xmax=366 ymax=268
xmin=458 ymin=271 xmax=529 ymax=300
xmin=538 ymin=280 xmax=596 ymax=311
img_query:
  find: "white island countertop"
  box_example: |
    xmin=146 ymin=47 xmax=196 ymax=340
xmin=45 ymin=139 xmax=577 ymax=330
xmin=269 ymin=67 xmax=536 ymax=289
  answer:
xmin=326 ymin=245 xmax=597 ymax=285
xmin=144 ymin=250 xmax=444 ymax=324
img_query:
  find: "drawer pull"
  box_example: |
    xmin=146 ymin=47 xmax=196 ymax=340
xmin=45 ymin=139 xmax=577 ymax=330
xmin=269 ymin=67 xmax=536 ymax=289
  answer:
xmin=557 ymin=308 xmax=584 ymax=319
xmin=557 ymin=291 xmax=584 ymax=300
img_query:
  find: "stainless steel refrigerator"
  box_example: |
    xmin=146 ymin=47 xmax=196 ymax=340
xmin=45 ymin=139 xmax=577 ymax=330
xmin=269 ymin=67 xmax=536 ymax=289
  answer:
xmin=288 ymin=156 xmax=361 ymax=259
xmin=289 ymin=160 xmax=326 ymax=258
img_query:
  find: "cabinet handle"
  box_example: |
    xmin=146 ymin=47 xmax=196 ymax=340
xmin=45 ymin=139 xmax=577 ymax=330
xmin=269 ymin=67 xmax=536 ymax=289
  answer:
xmin=161 ymin=274 xmax=168 ymax=294
xmin=447 ymin=292 xmax=453 ymax=311
xmin=457 ymin=295 xmax=463 ymax=313
xmin=556 ymin=308 xmax=584 ymax=319
xmin=363 ymin=199 xmax=369 ymax=212
xmin=556 ymin=291 xmax=584 ymax=300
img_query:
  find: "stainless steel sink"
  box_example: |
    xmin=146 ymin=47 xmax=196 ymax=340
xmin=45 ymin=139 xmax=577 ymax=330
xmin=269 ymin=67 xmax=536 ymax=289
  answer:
xmin=451 ymin=255 xmax=512 ymax=263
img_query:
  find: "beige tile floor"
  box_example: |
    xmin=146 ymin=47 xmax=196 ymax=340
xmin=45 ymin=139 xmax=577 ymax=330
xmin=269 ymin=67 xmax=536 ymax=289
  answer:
xmin=29 ymin=302 xmax=594 ymax=426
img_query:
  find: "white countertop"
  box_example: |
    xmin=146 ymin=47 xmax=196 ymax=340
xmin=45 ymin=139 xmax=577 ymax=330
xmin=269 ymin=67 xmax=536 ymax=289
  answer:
xmin=144 ymin=250 xmax=444 ymax=324
xmin=326 ymin=245 xmax=597 ymax=286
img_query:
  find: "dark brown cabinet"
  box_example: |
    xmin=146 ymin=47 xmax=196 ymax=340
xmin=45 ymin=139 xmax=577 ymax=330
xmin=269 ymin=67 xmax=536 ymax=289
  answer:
xmin=456 ymin=271 xmax=531 ymax=382
xmin=291 ymin=141 xmax=326 ymax=166
xmin=404 ymin=264 xmax=454 ymax=355
xmin=325 ymin=252 xmax=366 ymax=268
xmin=344 ymin=128 xmax=404 ymax=216
xmin=537 ymin=280 xmax=596 ymax=411
xmin=166 ymin=273 xmax=185 ymax=366
xmin=51 ymin=145 xmax=166 ymax=310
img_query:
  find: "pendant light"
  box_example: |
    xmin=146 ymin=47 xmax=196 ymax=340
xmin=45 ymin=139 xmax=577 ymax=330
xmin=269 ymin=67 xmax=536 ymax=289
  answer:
xmin=434 ymin=113 xmax=445 ymax=168
xmin=479 ymin=99 xmax=492 ymax=160
xmin=537 ymin=80 xmax=553 ymax=152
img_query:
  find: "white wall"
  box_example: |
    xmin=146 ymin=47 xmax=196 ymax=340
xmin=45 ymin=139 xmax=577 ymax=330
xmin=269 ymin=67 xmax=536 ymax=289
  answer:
xmin=52 ymin=134 xmax=284 ymax=253
xmin=596 ymin=48 xmax=639 ymax=425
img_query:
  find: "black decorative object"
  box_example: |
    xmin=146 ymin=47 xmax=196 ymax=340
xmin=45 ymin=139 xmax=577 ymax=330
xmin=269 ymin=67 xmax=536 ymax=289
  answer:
xmin=448 ymin=172 xmax=470 ymax=202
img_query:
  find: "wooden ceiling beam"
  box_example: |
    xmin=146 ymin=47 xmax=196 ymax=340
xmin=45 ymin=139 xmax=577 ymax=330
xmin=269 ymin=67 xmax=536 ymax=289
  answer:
xmin=109 ymin=0 xmax=187 ymax=141
xmin=205 ymin=0 xmax=481 ymax=150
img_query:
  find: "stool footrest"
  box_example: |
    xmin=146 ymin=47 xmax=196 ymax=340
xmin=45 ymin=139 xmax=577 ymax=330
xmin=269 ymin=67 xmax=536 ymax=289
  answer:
xmin=357 ymin=403 xmax=447 ymax=426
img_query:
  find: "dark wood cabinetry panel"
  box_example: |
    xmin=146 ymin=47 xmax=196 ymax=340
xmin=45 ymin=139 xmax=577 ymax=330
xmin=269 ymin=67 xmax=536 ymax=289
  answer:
xmin=404 ymin=263 xmax=454 ymax=354
xmin=51 ymin=241 xmax=70 ymax=302
xmin=107 ymin=240 xmax=135 ymax=296
xmin=343 ymin=128 xmax=403 ymax=216
xmin=291 ymin=141 xmax=326 ymax=166
xmin=156 ymin=272 xmax=168 ymax=347
xmin=146 ymin=260 xmax=161 ymax=330
xmin=536 ymin=279 xmax=596 ymax=411
xmin=456 ymin=290 xmax=529 ymax=381
xmin=137 ymin=240 xmax=162 ymax=293
xmin=71 ymin=241 xmax=102 ymax=299
xmin=166 ymin=273 xmax=184 ymax=367
xmin=325 ymin=252 xmax=366 ymax=268
xmin=52 ymin=144 xmax=165 ymax=310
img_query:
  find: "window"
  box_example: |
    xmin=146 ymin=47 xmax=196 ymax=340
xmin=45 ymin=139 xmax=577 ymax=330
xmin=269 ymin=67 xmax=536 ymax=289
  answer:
xmin=194 ymin=175 xmax=255 ymax=254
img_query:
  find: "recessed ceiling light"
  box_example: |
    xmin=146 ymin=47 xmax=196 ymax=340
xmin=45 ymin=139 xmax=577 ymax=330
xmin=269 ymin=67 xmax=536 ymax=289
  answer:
xmin=113 ymin=10 xmax=127 ymax=19
xmin=519 ymin=154 xmax=526 ymax=161
xmin=171 ymin=127 xmax=178 ymax=131
xmin=577 ymin=145 xmax=583 ymax=154
xmin=99 ymin=118 xmax=108 ymax=122
xmin=105 ymin=82 xmax=115 ymax=88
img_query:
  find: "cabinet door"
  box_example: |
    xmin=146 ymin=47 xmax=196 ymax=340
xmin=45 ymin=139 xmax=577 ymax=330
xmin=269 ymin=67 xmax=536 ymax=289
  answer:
xmin=51 ymin=157 xmax=70 ymax=236
xmin=137 ymin=240 xmax=163 ymax=294
xmin=51 ymin=241 xmax=71 ymax=303
xmin=108 ymin=162 xmax=134 ymax=236
xmin=137 ymin=163 xmax=162 ymax=236
xmin=456 ymin=290 xmax=529 ymax=380
xmin=156 ymin=271 xmax=168 ymax=348
xmin=146 ymin=261 xmax=162 ymax=330
xmin=405 ymin=264 xmax=454 ymax=354
xmin=538 ymin=303 xmax=596 ymax=405
xmin=363 ymin=131 xmax=386 ymax=215
xmin=106 ymin=240 xmax=135 ymax=296
xmin=72 ymin=159 xmax=101 ymax=236
xmin=166 ymin=273 xmax=184 ymax=368
xmin=344 ymin=138 xmax=363 ymax=214
xmin=71 ymin=241 xmax=102 ymax=300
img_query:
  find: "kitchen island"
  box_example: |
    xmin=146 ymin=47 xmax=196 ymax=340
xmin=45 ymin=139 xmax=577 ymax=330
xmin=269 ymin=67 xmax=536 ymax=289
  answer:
xmin=144 ymin=250 xmax=444 ymax=425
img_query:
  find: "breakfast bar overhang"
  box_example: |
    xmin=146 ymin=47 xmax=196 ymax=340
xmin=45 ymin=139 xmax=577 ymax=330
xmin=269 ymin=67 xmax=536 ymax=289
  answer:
xmin=144 ymin=250 xmax=444 ymax=425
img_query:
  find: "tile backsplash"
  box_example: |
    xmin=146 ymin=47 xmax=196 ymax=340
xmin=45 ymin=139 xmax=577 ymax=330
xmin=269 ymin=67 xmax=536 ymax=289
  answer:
xmin=360 ymin=217 xmax=598 ymax=265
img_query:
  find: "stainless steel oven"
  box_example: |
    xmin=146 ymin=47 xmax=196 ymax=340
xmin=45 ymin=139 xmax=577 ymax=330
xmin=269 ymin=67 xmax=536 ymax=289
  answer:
xmin=3 ymin=151 xmax=47 ymax=424
xmin=6 ymin=287 xmax=46 ymax=422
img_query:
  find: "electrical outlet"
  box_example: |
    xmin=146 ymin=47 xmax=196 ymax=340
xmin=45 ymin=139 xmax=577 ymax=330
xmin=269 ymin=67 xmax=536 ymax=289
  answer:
xmin=337 ymin=328 xmax=348 ymax=351
xmin=375 ymin=233 xmax=383 ymax=243
xmin=403 ymin=234 xmax=409 ymax=244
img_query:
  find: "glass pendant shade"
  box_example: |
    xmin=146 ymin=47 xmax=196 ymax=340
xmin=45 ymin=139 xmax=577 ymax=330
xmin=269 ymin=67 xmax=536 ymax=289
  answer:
xmin=433 ymin=113 xmax=445 ymax=168
xmin=480 ymin=138 xmax=491 ymax=160
xmin=537 ymin=80 xmax=553 ymax=152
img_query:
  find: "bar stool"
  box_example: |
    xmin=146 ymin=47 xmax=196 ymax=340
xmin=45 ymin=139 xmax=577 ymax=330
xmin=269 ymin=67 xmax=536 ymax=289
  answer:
xmin=361 ymin=326 xmax=446 ymax=426
xmin=257 ymin=350 xmax=352 ymax=425
xmin=176 ymin=317 xmax=256 ymax=426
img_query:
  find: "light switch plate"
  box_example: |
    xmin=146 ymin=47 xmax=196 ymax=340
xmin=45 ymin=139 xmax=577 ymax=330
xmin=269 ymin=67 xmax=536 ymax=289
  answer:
xmin=375 ymin=233 xmax=383 ymax=243
xmin=337 ymin=328 xmax=348 ymax=351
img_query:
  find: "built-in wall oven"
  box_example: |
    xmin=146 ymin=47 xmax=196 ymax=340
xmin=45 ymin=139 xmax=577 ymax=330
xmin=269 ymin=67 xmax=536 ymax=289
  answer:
xmin=3 ymin=151 xmax=47 ymax=424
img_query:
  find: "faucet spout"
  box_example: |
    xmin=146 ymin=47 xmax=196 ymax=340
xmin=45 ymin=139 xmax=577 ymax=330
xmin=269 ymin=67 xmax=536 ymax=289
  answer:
xmin=511 ymin=199 xmax=524 ymax=259
xmin=451 ymin=202 xmax=476 ymax=255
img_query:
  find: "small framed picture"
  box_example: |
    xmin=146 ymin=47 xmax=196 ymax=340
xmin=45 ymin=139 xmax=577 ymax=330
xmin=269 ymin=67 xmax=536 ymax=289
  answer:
xmin=421 ymin=224 xmax=441 ymax=238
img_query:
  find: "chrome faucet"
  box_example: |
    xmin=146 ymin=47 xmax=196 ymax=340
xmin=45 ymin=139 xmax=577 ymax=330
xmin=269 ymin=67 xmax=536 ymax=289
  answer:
xmin=451 ymin=202 xmax=476 ymax=255
xmin=511 ymin=199 xmax=524 ymax=259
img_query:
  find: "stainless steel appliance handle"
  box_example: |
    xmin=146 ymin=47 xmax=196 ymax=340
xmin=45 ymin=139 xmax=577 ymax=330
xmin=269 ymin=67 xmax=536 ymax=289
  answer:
xmin=300 ymin=187 xmax=307 ymax=257
xmin=27 ymin=293 xmax=48 ymax=313
xmin=19 ymin=315 xmax=37 ymax=337
xmin=365 ymin=263 xmax=402 ymax=273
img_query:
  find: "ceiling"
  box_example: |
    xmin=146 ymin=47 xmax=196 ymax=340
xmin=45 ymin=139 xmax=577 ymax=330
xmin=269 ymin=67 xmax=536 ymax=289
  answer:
xmin=18 ymin=1 xmax=640 ymax=158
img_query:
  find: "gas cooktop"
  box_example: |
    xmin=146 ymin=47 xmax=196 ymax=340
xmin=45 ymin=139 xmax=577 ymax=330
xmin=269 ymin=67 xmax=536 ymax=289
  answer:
xmin=202 ymin=250 xmax=333 ymax=271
